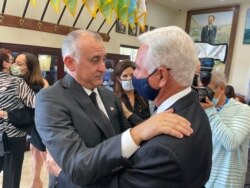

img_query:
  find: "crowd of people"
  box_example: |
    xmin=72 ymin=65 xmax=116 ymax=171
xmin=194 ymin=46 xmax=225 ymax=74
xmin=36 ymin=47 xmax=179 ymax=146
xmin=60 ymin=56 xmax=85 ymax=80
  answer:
xmin=0 ymin=26 xmax=250 ymax=188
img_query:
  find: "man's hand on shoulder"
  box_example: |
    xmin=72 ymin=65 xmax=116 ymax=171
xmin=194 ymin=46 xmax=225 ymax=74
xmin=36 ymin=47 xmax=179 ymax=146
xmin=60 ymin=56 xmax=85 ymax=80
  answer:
xmin=130 ymin=109 xmax=192 ymax=145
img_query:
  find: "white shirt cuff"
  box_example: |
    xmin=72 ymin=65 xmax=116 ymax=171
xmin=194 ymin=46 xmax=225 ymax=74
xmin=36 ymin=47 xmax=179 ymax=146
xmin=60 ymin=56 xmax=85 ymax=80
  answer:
xmin=121 ymin=129 xmax=140 ymax=158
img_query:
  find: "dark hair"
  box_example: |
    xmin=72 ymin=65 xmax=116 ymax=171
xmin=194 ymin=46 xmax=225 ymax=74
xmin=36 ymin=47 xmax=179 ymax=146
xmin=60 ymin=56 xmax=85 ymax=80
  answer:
xmin=0 ymin=51 xmax=9 ymax=71
xmin=16 ymin=52 xmax=44 ymax=88
xmin=114 ymin=59 xmax=147 ymax=108
xmin=225 ymin=85 xmax=236 ymax=99
xmin=208 ymin=15 xmax=215 ymax=20
xmin=0 ymin=48 xmax=11 ymax=56
xmin=114 ymin=59 xmax=135 ymax=97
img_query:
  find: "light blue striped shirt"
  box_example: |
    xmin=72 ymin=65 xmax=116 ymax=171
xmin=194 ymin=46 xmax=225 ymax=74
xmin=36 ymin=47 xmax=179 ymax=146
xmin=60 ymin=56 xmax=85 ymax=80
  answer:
xmin=205 ymin=98 xmax=250 ymax=188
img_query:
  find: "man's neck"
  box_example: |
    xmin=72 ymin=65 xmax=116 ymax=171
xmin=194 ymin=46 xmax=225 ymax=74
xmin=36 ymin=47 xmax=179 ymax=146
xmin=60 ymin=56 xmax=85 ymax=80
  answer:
xmin=154 ymin=85 xmax=188 ymax=107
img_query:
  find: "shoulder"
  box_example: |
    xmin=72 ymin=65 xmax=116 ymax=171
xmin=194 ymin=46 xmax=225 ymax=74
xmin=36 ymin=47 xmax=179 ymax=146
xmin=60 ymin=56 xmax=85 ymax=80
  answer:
xmin=43 ymin=78 xmax=49 ymax=88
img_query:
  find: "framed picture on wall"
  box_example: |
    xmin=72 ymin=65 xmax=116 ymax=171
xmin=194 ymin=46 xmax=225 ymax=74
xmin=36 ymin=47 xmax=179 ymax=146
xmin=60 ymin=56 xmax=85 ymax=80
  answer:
xmin=116 ymin=20 xmax=126 ymax=34
xmin=128 ymin=24 xmax=138 ymax=36
xmin=185 ymin=5 xmax=240 ymax=79
xmin=139 ymin=25 xmax=148 ymax=35
xmin=243 ymin=8 xmax=250 ymax=44
xmin=150 ymin=26 xmax=156 ymax=31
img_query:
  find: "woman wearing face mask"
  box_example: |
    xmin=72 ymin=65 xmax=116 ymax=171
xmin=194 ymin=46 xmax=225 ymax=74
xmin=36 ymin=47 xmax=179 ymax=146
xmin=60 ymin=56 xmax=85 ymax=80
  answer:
xmin=11 ymin=53 xmax=49 ymax=188
xmin=114 ymin=60 xmax=150 ymax=126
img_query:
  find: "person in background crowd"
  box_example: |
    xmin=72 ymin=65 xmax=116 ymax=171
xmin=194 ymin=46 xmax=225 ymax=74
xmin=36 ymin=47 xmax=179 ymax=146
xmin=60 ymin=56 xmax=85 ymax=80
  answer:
xmin=225 ymin=85 xmax=247 ymax=104
xmin=114 ymin=59 xmax=150 ymax=126
xmin=0 ymin=51 xmax=35 ymax=188
xmin=201 ymin=71 xmax=250 ymax=188
xmin=35 ymin=29 xmax=193 ymax=188
xmin=0 ymin=48 xmax=14 ymax=74
xmin=225 ymin=85 xmax=236 ymax=99
xmin=201 ymin=15 xmax=217 ymax=44
xmin=11 ymin=52 xmax=49 ymax=188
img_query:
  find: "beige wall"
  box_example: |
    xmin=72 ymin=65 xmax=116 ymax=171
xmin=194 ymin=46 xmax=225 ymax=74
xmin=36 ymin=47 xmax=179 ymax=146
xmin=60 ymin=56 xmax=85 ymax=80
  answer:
xmin=0 ymin=2 xmax=249 ymax=97
xmin=229 ymin=3 xmax=250 ymax=97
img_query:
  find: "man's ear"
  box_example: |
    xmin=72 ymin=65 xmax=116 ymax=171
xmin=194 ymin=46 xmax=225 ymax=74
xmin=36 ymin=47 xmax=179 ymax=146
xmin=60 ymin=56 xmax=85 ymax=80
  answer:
xmin=64 ymin=56 xmax=75 ymax=72
xmin=158 ymin=68 xmax=168 ymax=88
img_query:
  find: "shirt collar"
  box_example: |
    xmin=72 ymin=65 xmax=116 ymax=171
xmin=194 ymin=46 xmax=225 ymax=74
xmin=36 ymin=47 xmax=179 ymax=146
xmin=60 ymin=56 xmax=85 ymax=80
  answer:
xmin=82 ymin=87 xmax=99 ymax=96
xmin=156 ymin=87 xmax=192 ymax=113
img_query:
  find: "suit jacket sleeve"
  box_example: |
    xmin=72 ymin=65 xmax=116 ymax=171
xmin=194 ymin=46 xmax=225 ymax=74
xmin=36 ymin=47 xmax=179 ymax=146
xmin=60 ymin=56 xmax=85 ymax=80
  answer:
xmin=35 ymin=88 xmax=131 ymax=186
xmin=109 ymin=139 xmax=181 ymax=188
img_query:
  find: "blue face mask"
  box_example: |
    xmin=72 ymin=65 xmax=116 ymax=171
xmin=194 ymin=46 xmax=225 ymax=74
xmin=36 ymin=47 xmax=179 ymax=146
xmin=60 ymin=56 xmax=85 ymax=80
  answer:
xmin=132 ymin=70 xmax=160 ymax=101
xmin=212 ymin=95 xmax=220 ymax=106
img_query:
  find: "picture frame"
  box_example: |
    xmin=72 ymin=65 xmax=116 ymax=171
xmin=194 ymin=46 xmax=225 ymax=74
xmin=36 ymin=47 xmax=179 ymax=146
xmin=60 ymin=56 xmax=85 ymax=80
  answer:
xmin=128 ymin=24 xmax=138 ymax=36
xmin=243 ymin=8 xmax=250 ymax=44
xmin=185 ymin=5 xmax=240 ymax=79
xmin=150 ymin=26 xmax=156 ymax=31
xmin=116 ymin=20 xmax=126 ymax=34
xmin=139 ymin=25 xmax=148 ymax=35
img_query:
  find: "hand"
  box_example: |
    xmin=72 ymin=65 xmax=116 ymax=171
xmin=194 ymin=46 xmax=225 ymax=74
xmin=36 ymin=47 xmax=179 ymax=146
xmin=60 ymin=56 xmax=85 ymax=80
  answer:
xmin=130 ymin=109 xmax=192 ymax=145
xmin=0 ymin=110 xmax=7 ymax=119
xmin=45 ymin=151 xmax=62 ymax=177
xmin=122 ymin=102 xmax=133 ymax=118
xmin=200 ymin=97 xmax=214 ymax=110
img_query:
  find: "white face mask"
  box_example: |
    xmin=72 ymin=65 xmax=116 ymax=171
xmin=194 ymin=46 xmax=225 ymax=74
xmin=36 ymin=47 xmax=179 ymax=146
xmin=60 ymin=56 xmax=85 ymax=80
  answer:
xmin=121 ymin=79 xmax=134 ymax=91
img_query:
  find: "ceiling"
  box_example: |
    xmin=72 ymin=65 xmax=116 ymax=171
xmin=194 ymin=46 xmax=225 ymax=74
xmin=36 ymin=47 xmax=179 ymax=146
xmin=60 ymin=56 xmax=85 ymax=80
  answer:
xmin=150 ymin=0 xmax=250 ymax=11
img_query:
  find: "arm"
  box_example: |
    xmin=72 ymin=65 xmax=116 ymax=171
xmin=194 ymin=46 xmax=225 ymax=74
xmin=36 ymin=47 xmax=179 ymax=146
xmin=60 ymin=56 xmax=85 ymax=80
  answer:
xmin=109 ymin=140 xmax=182 ymax=188
xmin=18 ymin=78 xmax=35 ymax=108
xmin=35 ymin=89 xmax=131 ymax=186
xmin=201 ymin=27 xmax=206 ymax=42
xmin=36 ymin=88 xmax=192 ymax=186
xmin=211 ymin=26 xmax=217 ymax=41
xmin=122 ymin=102 xmax=144 ymax=126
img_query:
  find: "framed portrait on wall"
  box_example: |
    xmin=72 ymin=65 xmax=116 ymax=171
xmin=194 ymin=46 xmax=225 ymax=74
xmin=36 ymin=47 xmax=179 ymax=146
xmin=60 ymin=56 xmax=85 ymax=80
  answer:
xmin=128 ymin=24 xmax=138 ymax=36
xmin=243 ymin=8 xmax=250 ymax=44
xmin=150 ymin=26 xmax=156 ymax=31
xmin=116 ymin=20 xmax=126 ymax=34
xmin=185 ymin=5 xmax=240 ymax=79
xmin=139 ymin=25 xmax=148 ymax=35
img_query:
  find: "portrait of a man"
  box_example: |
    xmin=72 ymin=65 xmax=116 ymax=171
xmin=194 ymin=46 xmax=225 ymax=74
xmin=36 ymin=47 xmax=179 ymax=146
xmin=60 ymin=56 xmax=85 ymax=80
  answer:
xmin=201 ymin=15 xmax=217 ymax=44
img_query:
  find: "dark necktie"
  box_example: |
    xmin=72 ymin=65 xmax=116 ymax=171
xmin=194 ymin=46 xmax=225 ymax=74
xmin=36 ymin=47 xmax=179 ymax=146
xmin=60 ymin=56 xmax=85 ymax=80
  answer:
xmin=89 ymin=92 xmax=115 ymax=136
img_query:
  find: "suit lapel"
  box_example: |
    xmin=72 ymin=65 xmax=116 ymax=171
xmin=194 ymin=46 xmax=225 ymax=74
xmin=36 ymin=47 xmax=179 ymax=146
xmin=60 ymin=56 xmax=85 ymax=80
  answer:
xmin=97 ymin=87 xmax=116 ymax=136
xmin=62 ymin=74 xmax=114 ymax=139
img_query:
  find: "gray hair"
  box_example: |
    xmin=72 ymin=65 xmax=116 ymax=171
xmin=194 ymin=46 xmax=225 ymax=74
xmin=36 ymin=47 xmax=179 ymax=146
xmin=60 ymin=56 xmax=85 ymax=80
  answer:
xmin=61 ymin=30 xmax=103 ymax=62
xmin=211 ymin=70 xmax=227 ymax=87
xmin=137 ymin=26 xmax=197 ymax=86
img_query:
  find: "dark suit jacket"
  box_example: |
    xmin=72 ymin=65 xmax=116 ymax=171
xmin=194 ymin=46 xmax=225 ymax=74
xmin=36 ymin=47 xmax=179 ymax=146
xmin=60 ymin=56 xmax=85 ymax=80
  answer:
xmin=201 ymin=25 xmax=217 ymax=44
xmin=109 ymin=90 xmax=212 ymax=188
xmin=35 ymin=74 xmax=131 ymax=187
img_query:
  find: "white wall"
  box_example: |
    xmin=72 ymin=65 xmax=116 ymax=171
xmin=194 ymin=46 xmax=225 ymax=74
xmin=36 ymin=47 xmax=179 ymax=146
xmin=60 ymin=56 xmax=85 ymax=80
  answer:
xmin=0 ymin=1 xmax=249 ymax=97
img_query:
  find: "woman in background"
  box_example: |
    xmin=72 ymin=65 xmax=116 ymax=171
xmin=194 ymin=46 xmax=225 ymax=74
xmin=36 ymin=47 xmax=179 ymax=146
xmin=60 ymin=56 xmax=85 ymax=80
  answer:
xmin=114 ymin=59 xmax=150 ymax=126
xmin=12 ymin=52 xmax=48 ymax=188
xmin=0 ymin=51 xmax=35 ymax=188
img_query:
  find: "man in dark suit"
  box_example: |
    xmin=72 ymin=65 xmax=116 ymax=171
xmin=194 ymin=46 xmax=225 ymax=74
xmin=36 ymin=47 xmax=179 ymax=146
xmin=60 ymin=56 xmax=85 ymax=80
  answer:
xmin=108 ymin=26 xmax=212 ymax=188
xmin=201 ymin=15 xmax=217 ymax=44
xmin=35 ymin=30 xmax=193 ymax=188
